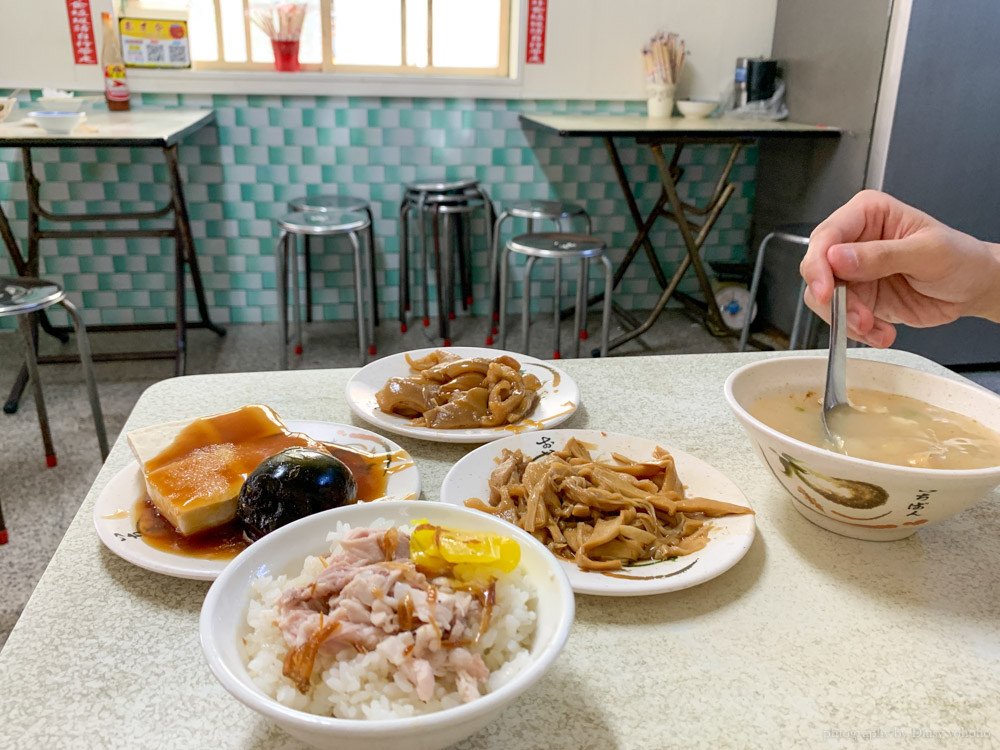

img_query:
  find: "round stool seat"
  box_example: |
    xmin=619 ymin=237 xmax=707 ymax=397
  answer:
xmin=505 ymin=200 xmax=588 ymax=221
xmin=406 ymin=178 xmax=479 ymax=193
xmin=508 ymin=233 xmax=606 ymax=259
xmin=288 ymin=194 xmax=369 ymax=213
xmin=276 ymin=210 xmax=369 ymax=236
xmin=0 ymin=277 xmax=64 ymax=316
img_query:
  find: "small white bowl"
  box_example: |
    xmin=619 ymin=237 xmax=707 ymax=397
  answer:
xmin=29 ymin=111 xmax=86 ymax=134
xmin=33 ymin=97 xmax=89 ymax=112
xmin=200 ymin=500 xmax=575 ymax=750
xmin=676 ymin=99 xmax=718 ymax=119
xmin=725 ymin=356 xmax=1000 ymax=541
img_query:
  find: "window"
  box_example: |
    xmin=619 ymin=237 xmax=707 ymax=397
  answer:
xmin=133 ymin=0 xmax=511 ymax=75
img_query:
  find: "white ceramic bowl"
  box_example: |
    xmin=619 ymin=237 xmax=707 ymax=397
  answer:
xmin=30 ymin=110 xmax=86 ymax=134
xmin=33 ymin=97 xmax=89 ymax=112
xmin=676 ymin=99 xmax=718 ymax=119
xmin=725 ymin=356 xmax=1000 ymax=541
xmin=201 ymin=500 xmax=575 ymax=750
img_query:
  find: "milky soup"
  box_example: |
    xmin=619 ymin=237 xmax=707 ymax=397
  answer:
xmin=748 ymin=388 xmax=1000 ymax=470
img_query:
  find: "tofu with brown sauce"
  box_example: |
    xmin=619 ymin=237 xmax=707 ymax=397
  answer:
xmin=127 ymin=404 xmax=327 ymax=536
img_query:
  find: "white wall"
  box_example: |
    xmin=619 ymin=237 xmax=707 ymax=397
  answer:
xmin=0 ymin=0 xmax=775 ymax=100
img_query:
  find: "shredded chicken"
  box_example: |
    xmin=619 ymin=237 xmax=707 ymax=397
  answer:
xmin=375 ymin=349 xmax=542 ymax=429
xmin=276 ymin=527 xmax=495 ymax=703
xmin=465 ymin=438 xmax=754 ymax=572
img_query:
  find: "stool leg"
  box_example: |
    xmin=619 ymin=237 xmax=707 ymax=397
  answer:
xmin=290 ymin=234 xmax=303 ymax=356
xmin=522 ymin=256 xmax=537 ymax=355
xmin=599 ymin=254 xmax=614 ymax=358
xmin=363 ymin=206 xmax=379 ymax=327
xmin=399 ymin=200 xmax=410 ymax=332
xmin=789 ymin=278 xmax=809 ymax=350
xmin=362 ymin=228 xmax=376 ymax=356
xmin=738 ymin=232 xmax=774 ymax=352
xmin=460 ymin=209 xmax=473 ymax=310
xmin=418 ymin=193 xmax=431 ymax=328
xmin=348 ymin=231 xmax=367 ymax=364
xmin=276 ymin=232 xmax=289 ymax=370
xmin=304 ymin=236 xmax=313 ymax=323
xmin=552 ymin=258 xmax=562 ymax=359
xmin=432 ymin=208 xmax=446 ymax=341
xmin=573 ymin=258 xmax=587 ymax=358
xmin=486 ymin=211 xmax=510 ymax=344
xmin=18 ymin=313 xmax=56 ymax=467
xmin=442 ymin=211 xmax=454 ymax=345
xmin=61 ymin=298 xmax=109 ymax=460
xmin=499 ymin=245 xmax=511 ymax=349
xmin=0 ymin=493 xmax=6 ymax=545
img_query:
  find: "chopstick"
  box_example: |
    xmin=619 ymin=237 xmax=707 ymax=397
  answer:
xmin=643 ymin=30 xmax=687 ymax=86
xmin=248 ymin=2 xmax=307 ymax=41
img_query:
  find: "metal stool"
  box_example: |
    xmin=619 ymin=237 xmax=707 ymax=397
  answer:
xmin=738 ymin=223 xmax=816 ymax=352
xmin=398 ymin=179 xmax=494 ymax=344
xmin=499 ymin=233 xmax=613 ymax=359
xmin=0 ymin=277 xmax=109 ymax=543
xmin=275 ymin=211 xmax=374 ymax=368
xmin=486 ymin=200 xmax=591 ymax=345
xmin=288 ymin=195 xmax=378 ymax=327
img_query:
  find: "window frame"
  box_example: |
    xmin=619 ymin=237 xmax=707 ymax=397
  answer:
xmin=189 ymin=0 xmax=512 ymax=77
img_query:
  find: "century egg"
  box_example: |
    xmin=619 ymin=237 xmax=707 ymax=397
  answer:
xmin=237 ymin=446 xmax=358 ymax=540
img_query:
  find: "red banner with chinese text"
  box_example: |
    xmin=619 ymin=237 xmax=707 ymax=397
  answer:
xmin=65 ymin=0 xmax=98 ymax=65
xmin=525 ymin=0 xmax=547 ymax=64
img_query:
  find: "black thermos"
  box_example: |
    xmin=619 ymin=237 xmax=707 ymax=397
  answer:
xmin=747 ymin=59 xmax=778 ymax=101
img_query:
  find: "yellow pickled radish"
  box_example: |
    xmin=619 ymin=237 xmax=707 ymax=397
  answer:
xmin=410 ymin=523 xmax=520 ymax=573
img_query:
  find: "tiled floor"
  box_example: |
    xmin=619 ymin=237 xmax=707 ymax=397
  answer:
xmin=1 ymin=309 xmax=997 ymax=647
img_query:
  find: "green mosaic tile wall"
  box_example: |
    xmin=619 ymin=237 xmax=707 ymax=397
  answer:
xmin=0 ymin=92 xmax=757 ymax=330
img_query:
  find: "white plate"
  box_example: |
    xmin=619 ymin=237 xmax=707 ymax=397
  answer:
xmin=439 ymin=429 xmax=756 ymax=596
xmin=93 ymin=420 xmax=421 ymax=580
xmin=345 ymin=347 xmax=580 ymax=444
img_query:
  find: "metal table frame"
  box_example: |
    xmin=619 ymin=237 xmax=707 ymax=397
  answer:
xmin=0 ymin=111 xmax=225 ymax=412
xmin=519 ymin=115 xmax=839 ymax=353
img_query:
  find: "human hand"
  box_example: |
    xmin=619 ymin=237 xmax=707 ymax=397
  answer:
xmin=799 ymin=190 xmax=1000 ymax=348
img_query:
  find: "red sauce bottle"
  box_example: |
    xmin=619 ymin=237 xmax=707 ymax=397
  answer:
xmin=100 ymin=12 xmax=131 ymax=111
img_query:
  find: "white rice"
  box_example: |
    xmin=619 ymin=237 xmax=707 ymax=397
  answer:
xmin=243 ymin=519 xmax=538 ymax=719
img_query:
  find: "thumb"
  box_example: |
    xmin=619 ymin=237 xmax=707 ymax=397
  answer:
xmin=826 ymin=235 xmax=940 ymax=283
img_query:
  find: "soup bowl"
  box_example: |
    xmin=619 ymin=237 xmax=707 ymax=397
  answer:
xmin=725 ymin=356 xmax=1000 ymax=541
xmin=201 ymin=500 xmax=575 ymax=750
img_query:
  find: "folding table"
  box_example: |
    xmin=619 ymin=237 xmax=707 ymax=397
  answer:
xmin=519 ymin=114 xmax=839 ymax=351
xmin=0 ymin=109 xmax=224 ymax=411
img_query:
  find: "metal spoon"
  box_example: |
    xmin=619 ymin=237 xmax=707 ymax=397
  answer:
xmin=822 ymin=282 xmax=849 ymax=453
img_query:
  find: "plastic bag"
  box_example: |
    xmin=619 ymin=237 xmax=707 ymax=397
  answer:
xmin=721 ymin=78 xmax=789 ymax=120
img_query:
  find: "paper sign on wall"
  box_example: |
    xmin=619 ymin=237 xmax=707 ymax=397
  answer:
xmin=65 ymin=0 xmax=98 ymax=65
xmin=525 ymin=0 xmax=547 ymax=64
xmin=120 ymin=17 xmax=192 ymax=68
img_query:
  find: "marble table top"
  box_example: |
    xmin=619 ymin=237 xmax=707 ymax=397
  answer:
xmin=520 ymin=113 xmax=841 ymax=140
xmin=1 ymin=348 xmax=997 ymax=749
xmin=0 ymin=109 xmax=214 ymax=148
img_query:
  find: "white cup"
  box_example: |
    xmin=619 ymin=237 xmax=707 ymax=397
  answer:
xmin=647 ymin=83 xmax=675 ymax=119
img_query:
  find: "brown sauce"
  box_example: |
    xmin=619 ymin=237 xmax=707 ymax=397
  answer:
xmin=136 ymin=441 xmax=395 ymax=560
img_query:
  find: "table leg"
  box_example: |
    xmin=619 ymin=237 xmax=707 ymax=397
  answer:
xmin=604 ymin=164 xmax=737 ymax=350
xmin=21 ymin=148 xmax=69 ymax=344
xmin=603 ymin=137 xmax=669 ymax=290
xmin=164 ymin=145 xmax=226 ymax=340
xmin=173 ymin=233 xmax=186 ymax=377
xmin=650 ymin=144 xmax=726 ymax=333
